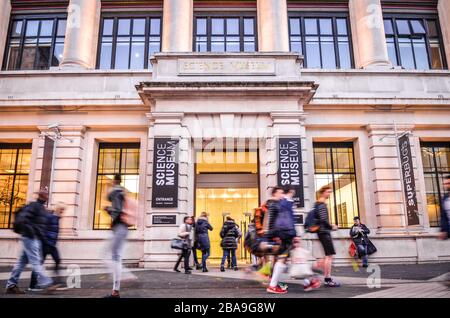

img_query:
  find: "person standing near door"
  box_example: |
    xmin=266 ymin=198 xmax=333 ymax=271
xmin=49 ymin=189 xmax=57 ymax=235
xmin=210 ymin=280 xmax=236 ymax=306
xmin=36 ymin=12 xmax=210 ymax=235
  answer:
xmin=220 ymin=216 xmax=241 ymax=272
xmin=195 ymin=212 xmax=213 ymax=272
xmin=174 ymin=216 xmax=194 ymax=274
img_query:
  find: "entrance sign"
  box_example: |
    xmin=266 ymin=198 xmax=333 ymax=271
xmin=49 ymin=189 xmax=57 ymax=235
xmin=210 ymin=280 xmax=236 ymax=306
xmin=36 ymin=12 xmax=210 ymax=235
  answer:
xmin=151 ymin=138 xmax=179 ymax=208
xmin=398 ymin=133 xmax=420 ymax=226
xmin=277 ymin=137 xmax=304 ymax=208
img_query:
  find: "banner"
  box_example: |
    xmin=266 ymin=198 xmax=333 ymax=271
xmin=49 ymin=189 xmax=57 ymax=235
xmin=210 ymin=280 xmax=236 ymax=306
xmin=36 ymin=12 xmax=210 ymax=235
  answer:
xmin=151 ymin=138 xmax=179 ymax=208
xmin=398 ymin=133 xmax=420 ymax=226
xmin=277 ymin=137 xmax=304 ymax=208
xmin=39 ymin=136 xmax=54 ymax=195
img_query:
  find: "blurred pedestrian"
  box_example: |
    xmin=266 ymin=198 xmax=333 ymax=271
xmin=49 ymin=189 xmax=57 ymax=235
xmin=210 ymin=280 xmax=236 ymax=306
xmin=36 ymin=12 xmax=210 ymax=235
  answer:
xmin=266 ymin=186 xmax=297 ymax=294
xmin=174 ymin=216 xmax=194 ymax=274
xmin=195 ymin=212 xmax=213 ymax=272
xmin=439 ymin=175 xmax=450 ymax=241
xmin=316 ymin=185 xmax=340 ymax=287
xmin=5 ymin=189 xmax=57 ymax=294
xmin=220 ymin=216 xmax=241 ymax=272
xmin=104 ymin=174 xmax=133 ymax=298
xmin=29 ymin=202 xmax=66 ymax=291
xmin=191 ymin=217 xmax=201 ymax=270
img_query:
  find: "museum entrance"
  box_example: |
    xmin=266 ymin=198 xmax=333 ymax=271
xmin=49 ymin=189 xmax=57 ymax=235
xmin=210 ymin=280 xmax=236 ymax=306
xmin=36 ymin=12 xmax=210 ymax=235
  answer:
xmin=195 ymin=150 xmax=259 ymax=263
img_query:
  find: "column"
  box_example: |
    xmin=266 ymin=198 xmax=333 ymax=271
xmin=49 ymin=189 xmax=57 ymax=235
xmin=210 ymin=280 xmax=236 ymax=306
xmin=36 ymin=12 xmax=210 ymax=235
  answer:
xmin=349 ymin=0 xmax=391 ymax=69
xmin=0 ymin=0 xmax=11 ymax=67
xmin=366 ymin=124 xmax=422 ymax=234
xmin=161 ymin=0 xmax=193 ymax=52
xmin=438 ymin=0 xmax=450 ymax=69
xmin=36 ymin=126 xmax=86 ymax=236
xmin=60 ymin=0 xmax=101 ymax=69
xmin=257 ymin=0 xmax=290 ymax=52
xmin=143 ymin=112 xmax=189 ymax=268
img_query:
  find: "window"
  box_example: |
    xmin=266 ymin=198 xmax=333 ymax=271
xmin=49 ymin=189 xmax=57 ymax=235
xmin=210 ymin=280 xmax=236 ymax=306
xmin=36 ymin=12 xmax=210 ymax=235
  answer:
xmin=98 ymin=16 xmax=161 ymax=70
xmin=421 ymin=143 xmax=450 ymax=227
xmin=384 ymin=16 xmax=446 ymax=70
xmin=93 ymin=143 xmax=140 ymax=229
xmin=3 ymin=16 xmax=66 ymax=70
xmin=194 ymin=15 xmax=257 ymax=52
xmin=289 ymin=15 xmax=353 ymax=69
xmin=313 ymin=143 xmax=359 ymax=228
xmin=0 ymin=144 xmax=31 ymax=229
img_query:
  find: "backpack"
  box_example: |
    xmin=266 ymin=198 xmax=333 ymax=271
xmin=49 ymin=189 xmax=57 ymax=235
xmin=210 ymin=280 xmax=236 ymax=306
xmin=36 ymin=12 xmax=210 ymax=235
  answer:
xmin=304 ymin=203 xmax=320 ymax=233
xmin=253 ymin=203 xmax=268 ymax=236
xmin=244 ymin=222 xmax=257 ymax=252
xmin=13 ymin=205 xmax=31 ymax=235
xmin=274 ymin=201 xmax=296 ymax=238
xmin=121 ymin=196 xmax=138 ymax=227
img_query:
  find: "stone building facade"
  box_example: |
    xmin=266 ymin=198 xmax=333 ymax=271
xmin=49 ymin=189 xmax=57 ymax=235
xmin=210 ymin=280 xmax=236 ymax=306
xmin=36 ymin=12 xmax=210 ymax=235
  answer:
xmin=0 ymin=0 xmax=449 ymax=267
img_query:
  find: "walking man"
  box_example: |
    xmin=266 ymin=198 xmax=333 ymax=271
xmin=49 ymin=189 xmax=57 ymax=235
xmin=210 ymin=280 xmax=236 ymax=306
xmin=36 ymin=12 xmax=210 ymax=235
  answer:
xmin=5 ymin=189 xmax=57 ymax=294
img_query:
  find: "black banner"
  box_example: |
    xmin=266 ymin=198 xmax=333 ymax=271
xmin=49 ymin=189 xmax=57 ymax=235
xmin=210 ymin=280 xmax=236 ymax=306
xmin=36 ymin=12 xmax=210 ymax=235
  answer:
xmin=152 ymin=138 xmax=179 ymax=208
xmin=398 ymin=133 xmax=420 ymax=226
xmin=277 ymin=137 xmax=304 ymax=208
xmin=40 ymin=136 xmax=54 ymax=195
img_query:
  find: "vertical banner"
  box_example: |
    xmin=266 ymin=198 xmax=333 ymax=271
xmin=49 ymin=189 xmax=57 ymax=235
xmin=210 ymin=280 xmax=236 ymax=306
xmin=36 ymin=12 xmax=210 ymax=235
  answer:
xmin=39 ymin=136 xmax=54 ymax=195
xmin=277 ymin=137 xmax=304 ymax=208
xmin=398 ymin=133 xmax=420 ymax=226
xmin=151 ymin=138 xmax=179 ymax=208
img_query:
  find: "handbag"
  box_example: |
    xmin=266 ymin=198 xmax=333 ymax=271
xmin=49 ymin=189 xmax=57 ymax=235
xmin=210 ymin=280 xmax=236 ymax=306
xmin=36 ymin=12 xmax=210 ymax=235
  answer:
xmin=289 ymin=246 xmax=314 ymax=279
xmin=348 ymin=241 xmax=357 ymax=257
xmin=171 ymin=238 xmax=186 ymax=250
xmin=366 ymin=239 xmax=377 ymax=255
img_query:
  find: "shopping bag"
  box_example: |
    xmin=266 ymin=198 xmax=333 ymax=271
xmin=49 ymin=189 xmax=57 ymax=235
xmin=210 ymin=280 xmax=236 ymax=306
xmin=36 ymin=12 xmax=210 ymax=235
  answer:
xmin=348 ymin=241 xmax=357 ymax=257
xmin=289 ymin=246 xmax=314 ymax=279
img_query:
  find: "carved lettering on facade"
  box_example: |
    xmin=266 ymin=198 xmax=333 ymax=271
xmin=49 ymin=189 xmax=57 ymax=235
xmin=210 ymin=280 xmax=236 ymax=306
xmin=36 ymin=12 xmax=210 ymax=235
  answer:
xmin=178 ymin=58 xmax=276 ymax=75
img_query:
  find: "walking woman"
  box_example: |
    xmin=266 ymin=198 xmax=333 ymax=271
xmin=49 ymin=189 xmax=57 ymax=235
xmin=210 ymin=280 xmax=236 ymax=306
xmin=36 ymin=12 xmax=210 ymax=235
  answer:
xmin=220 ymin=216 xmax=241 ymax=272
xmin=174 ymin=216 xmax=194 ymax=274
xmin=195 ymin=212 xmax=213 ymax=272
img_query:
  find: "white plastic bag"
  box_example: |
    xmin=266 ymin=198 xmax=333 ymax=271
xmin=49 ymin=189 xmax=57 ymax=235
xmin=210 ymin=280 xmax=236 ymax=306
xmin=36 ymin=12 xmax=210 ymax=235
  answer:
xmin=289 ymin=246 xmax=314 ymax=279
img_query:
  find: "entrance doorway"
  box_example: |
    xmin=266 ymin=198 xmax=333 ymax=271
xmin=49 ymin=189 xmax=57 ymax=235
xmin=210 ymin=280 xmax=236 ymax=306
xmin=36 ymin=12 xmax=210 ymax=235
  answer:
xmin=195 ymin=150 xmax=259 ymax=263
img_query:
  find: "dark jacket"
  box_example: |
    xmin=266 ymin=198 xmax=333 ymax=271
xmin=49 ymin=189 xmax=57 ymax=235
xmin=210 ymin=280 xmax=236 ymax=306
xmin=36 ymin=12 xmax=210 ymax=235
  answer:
xmin=195 ymin=217 xmax=213 ymax=250
xmin=441 ymin=193 xmax=450 ymax=238
xmin=316 ymin=202 xmax=333 ymax=234
xmin=274 ymin=198 xmax=296 ymax=240
xmin=107 ymin=185 xmax=125 ymax=227
xmin=15 ymin=199 xmax=48 ymax=241
xmin=265 ymin=199 xmax=280 ymax=239
xmin=44 ymin=213 xmax=60 ymax=247
xmin=349 ymin=224 xmax=371 ymax=246
xmin=220 ymin=220 xmax=240 ymax=250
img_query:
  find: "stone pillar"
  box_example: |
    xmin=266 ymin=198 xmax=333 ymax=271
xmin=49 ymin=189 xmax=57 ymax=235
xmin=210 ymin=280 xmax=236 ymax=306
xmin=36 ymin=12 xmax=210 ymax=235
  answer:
xmin=0 ymin=0 xmax=11 ymax=68
xmin=268 ymin=112 xmax=308 ymax=209
xmin=36 ymin=126 xmax=86 ymax=236
xmin=161 ymin=0 xmax=193 ymax=52
xmin=438 ymin=0 xmax=450 ymax=69
xmin=257 ymin=0 xmax=290 ymax=52
xmin=366 ymin=124 xmax=423 ymax=234
xmin=60 ymin=0 xmax=101 ymax=69
xmin=349 ymin=0 xmax=391 ymax=69
xmin=143 ymin=112 xmax=189 ymax=268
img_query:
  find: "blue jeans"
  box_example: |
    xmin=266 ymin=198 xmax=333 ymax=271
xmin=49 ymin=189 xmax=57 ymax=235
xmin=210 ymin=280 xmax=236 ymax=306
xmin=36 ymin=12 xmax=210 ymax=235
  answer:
xmin=6 ymin=237 xmax=53 ymax=289
xmin=221 ymin=249 xmax=236 ymax=268
xmin=201 ymin=249 xmax=210 ymax=269
xmin=357 ymin=244 xmax=369 ymax=266
xmin=111 ymin=224 xmax=128 ymax=291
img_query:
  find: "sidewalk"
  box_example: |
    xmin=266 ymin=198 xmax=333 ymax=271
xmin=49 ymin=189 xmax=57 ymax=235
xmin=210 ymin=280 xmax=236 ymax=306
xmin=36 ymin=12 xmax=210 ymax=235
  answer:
xmin=0 ymin=263 xmax=448 ymax=298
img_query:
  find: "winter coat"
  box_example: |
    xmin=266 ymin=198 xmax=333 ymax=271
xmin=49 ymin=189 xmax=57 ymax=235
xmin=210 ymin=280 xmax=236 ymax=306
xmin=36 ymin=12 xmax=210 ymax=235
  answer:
xmin=441 ymin=193 xmax=450 ymax=239
xmin=107 ymin=185 xmax=125 ymax=227
xmin=44 ymin=213 xmax=60 ymax=247
xmin=178 ymin=223 xmax=193 ymax=249
xmin=220 ymin=220 xmax=240 ymax=250
xmin=195 ymin=217 xmax=213 ymax=251
xmin=274 ymin=198 xmax=297 ymax=240
xmin=349 ymin=224 xmax=371 ymax=246
xmin=15 ymin=199 xmax=48 ymax=241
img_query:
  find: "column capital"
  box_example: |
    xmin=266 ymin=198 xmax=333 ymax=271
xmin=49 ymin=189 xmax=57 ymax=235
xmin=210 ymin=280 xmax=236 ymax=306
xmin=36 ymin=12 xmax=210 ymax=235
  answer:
xmin=270 ymin=111 xmax=307 ymax=123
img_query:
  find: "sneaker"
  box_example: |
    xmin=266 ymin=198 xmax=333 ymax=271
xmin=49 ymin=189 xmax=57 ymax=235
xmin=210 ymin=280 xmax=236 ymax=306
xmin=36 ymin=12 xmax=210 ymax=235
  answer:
xmin=278 ymin=282 xmax=289 ymax=291
xmin=304 ymin=278 xmax=321 ymax=292
xmin=184 ymin=270 xmax=192 ymax=274
xmin=27 ymin=287 xmax=44 ymax=292
xmin=202 ymin=268 xmax=209 ymax=273
xmin=220 ymin=266 xmax=225 ymax=272
xmin=195 ymin=264 xmax=202 ymax=270
xmin=173 ymin=268 xmax=181 ymax=273
xmin=266 ymin=285 xmax=288 ymax=294
xmin=104 ymin=293 xmax=120 ymax=298
xmin=5 ymin=285 xmax=25 ymax=294
xmin=324 ymin=279 xmax=341 ymax=287
xmin=233 ymin=267 xmax=239 ymax=271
